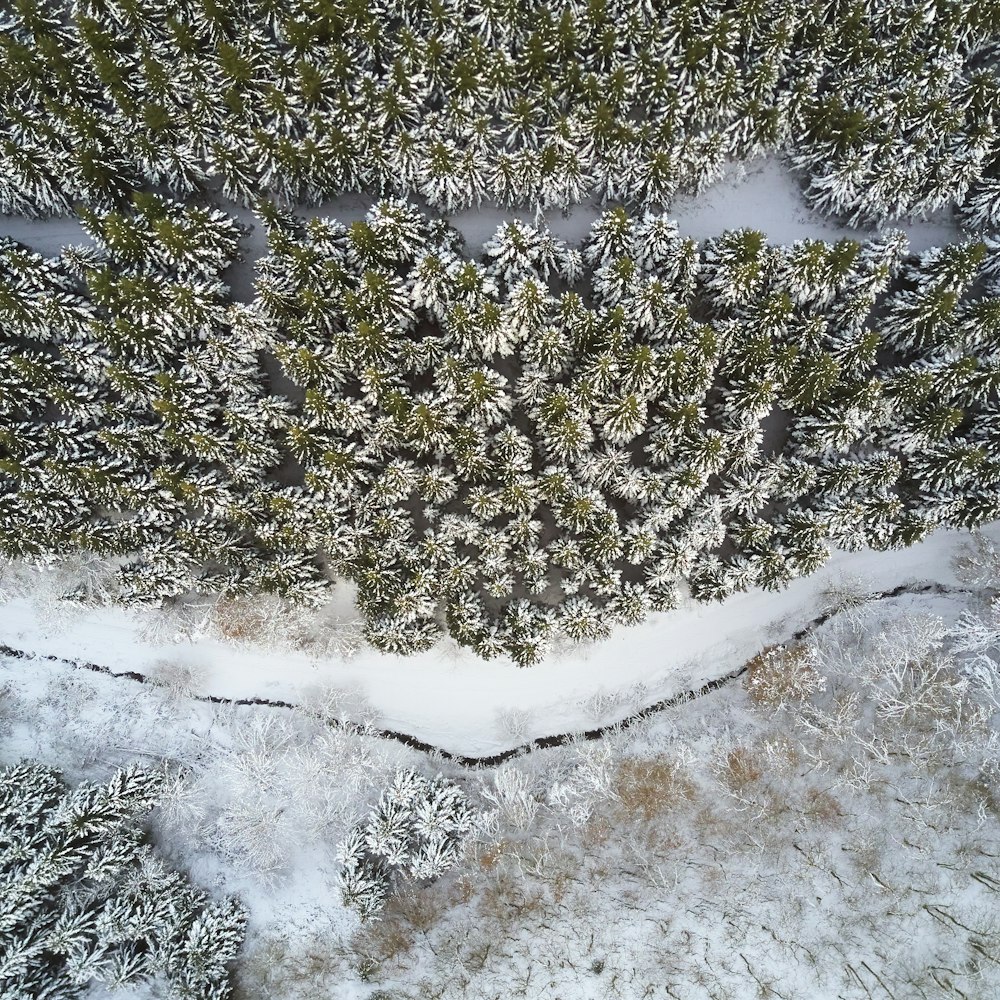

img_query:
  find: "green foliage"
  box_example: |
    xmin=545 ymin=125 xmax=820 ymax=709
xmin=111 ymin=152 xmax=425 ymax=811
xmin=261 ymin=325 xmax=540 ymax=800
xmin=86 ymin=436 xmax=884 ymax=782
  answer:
xmin=2 ymin=201 xmax=999 ymax=661
xmin=1 ymin=0 xmax=999 ymax=219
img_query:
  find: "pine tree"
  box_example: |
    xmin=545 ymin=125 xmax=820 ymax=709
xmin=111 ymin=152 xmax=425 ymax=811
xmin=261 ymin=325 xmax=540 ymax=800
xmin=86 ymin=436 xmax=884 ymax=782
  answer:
xmin=778 ymin=238 xmax=860 ymax=308
xmin=499 ymin=599 xmax=553 ymax=665
xmin=583 ymin=207 xmax=635 ymax=268
xmin=881 ymin=240 xmax=987 ymax=354
xmin=702 ymin=229 xmax=776 ymax=312
xmin=338 ymin=769 xmax=474 ymax=919
xmin=0 ymin=762 xmax=246 ymax=1000
xmin=961 ymin=176 xmax=1000 ymax=231
xmin=484 ymin=221 xmax=570 ymax=284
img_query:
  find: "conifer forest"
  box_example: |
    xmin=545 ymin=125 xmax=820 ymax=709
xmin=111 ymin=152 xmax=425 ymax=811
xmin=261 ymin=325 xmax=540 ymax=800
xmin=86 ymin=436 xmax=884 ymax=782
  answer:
xmin=2 ymin=2 xmax=1000 ymax=999
xmin=3 ymin=0 xmax=1000 ymax=658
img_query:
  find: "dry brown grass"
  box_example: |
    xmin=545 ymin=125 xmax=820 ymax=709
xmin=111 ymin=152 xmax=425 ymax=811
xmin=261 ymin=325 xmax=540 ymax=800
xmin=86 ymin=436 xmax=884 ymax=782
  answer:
xmin=212 ymin=597 xmax=274 ymax=642
xmin=352 ymin=916 xmax=416 ymax=972
xmin=803 ymin=787 xmax=843 ymax=825
xmin=451 ymin=873 xmax=478 ymax=905
xmin=722 ymin=746 xmax=763 ymax=791
xmin=471 ymin=838 xmax=509 ymax=872
xmin=353 ymin=883 xmax=457 ymax=970
xmin=233 ymin=930 xmax=348 ymax=1000
xmin=745 ymin=643 xmax=824 ymax=708
xmin=611 ymin=755 xmax=696 ymax=824
xmin=475 ymin=868 xmax=548 ymax=932
xmin=533 ymin=847 xmax=582 ymax=904
xmin=383 ymin=888 xmax=445 ymax=935
xmin=581 ymin=813 xmax=614 ymax=848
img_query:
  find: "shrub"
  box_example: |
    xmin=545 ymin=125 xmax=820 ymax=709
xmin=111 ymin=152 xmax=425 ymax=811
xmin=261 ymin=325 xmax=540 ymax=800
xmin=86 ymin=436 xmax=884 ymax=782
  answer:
xmin=744 ymin=643 xmax=826 ymax=708
xmin=611 ymin=755 xmax=695 ymax=824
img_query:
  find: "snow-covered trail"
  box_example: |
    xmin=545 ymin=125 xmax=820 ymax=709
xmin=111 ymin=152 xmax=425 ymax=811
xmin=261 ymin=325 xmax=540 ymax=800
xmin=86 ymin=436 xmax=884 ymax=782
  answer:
xmin=1 ymin=527 xmax=995 ymax=757
xmin=0 ymin=580 xmax=972 ymax=766
xmin=446 ymin=157 xmax=961 ymax=252
xmin=1 ymin=158 xmax=961 ymax=303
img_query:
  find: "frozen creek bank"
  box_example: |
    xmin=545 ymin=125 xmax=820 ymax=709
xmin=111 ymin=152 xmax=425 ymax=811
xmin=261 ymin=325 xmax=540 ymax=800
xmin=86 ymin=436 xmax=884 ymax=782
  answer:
xmin=2 ymin=526 xmax=997 ymax=758
xmin=0 ymin=578 xmax=979 ymax=766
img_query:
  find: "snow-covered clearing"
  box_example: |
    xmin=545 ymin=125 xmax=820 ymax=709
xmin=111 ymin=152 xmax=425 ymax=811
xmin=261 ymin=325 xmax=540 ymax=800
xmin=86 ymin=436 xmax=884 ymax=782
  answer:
xmin=3 ymin=582 xmax=997 ymax=1000
xmin=2 ymin=526 xmax=997 ymax=758
xmin=336 ymin=594 xmax=1000 ymax=1000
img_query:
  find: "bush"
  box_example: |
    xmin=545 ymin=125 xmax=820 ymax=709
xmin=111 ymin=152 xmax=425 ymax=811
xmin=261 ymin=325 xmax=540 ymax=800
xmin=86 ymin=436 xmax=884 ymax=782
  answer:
xmin=611 ymin=755 xmax=695 ymax=824
xmin=744 ymin=643 xmax=826 ymax=709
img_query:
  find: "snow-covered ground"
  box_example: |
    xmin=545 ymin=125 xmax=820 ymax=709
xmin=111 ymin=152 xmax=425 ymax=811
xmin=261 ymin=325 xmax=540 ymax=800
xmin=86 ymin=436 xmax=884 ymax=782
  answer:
xmin=3 ymin=526 xmax=996 ymax=757
xmin=3 ymin=580 xmax=996 ymax=1000
xmin=450 ymin=157 xmax=962 ymax=251
xmin=0 ymin=212 xmax=96 ymax=256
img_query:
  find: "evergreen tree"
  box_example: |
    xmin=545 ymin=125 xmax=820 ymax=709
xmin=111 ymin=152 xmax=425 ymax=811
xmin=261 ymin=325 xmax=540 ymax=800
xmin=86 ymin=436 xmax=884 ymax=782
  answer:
xmin=338 ymin=769 xmax=474 ymax=920
xmin=702 ymin=229 xmax=776 ymax=312
xmin=0 ymin=762 xmax=246 ymax=1000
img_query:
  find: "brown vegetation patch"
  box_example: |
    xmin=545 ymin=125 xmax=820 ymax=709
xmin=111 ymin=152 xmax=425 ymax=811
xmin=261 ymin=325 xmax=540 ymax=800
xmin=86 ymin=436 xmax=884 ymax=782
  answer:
xmin=473 ymin=839 xmax=508 ymax=872
xmin=722 ymin=746 xmax=764 ymax=791
xmin=612 ymin=755 xmax=696 ymax=824
xmin=233 ymin=931 xmax=346 ymax=1000
xmin=803 ymin=787 xmax=843 ymax=825
xmin=581 ymin=813 xmax=614 ymax=848
xmin=352 ymin=884 xmax=456 ymax=972
xmin=211 ymin=597 xmax=274 ymax=642
xmin=745 ymin=642 xmax=824 ymax=708
xmin=476 ymin=868 xmax=548 ymax=932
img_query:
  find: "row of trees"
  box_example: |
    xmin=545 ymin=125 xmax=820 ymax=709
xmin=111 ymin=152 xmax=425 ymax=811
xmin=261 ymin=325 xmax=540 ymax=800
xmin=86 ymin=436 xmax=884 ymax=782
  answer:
xmin=1 ymin=194 xmax=999 ymax=662
xmin=0 ymin=761 xmax=246 ymax=999
xmin=1 ymin=0 xmax=1000 ymax=224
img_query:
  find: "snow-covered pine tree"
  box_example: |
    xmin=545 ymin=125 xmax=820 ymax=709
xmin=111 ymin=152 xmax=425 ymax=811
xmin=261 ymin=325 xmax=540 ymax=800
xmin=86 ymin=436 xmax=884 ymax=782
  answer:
xmin=880 ymin=240 xmax=987 ymax=355
xmin=484 ymin=221 xmax=568 ymax=285
xmin=702 ymin=229 xmax=776 ymax=312
xmin=0 ymin=762 xmax=246 ymax=999
xmin=80 ymin=195 xmax=245 ymax=280
xmin=777 ymin=238 xmax=860 ymax=309
xmin=338 ymin=769 xmax=474 ymax=920
xmin=961 ymin=176 xmax=1000 ymax=231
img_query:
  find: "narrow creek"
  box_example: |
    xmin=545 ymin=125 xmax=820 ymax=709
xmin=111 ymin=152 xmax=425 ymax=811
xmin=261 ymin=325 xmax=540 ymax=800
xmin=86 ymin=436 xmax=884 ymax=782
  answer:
xmin=0 ymin=581 xmax=969 ymax=767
